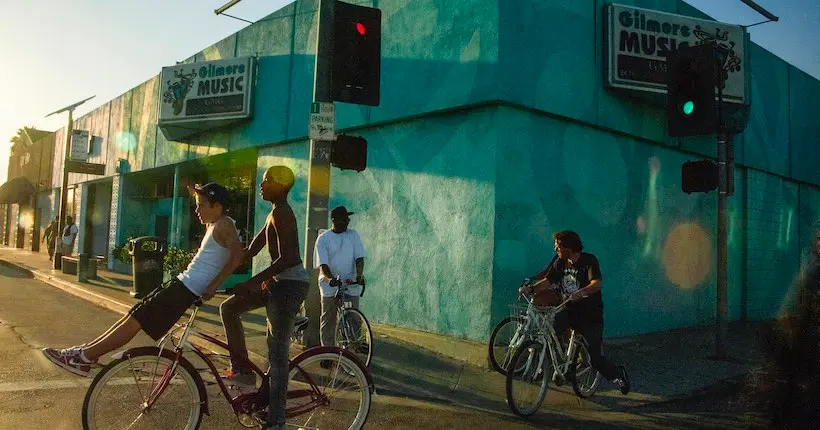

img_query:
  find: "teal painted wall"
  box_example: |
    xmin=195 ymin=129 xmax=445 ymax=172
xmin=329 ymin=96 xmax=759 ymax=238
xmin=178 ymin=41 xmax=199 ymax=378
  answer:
xmin=328 ymin=109 xmax=497 ymax=340
xmin=490 ymin=106 xmax=747 ymax=338
xmin=789 ymin=68 xmax=820 ymax=185
xmin=254 ymin=109 xmax=497 ymax=341
xmin=798 ymin=184 xmax=820 ymax=261
xmin=744 ymin=169 xmax=800 ymax=321
xmin=742 ymin=45 xmax=790 ymax=177
xmin=40 ymin=0 xmax=820 ymax=339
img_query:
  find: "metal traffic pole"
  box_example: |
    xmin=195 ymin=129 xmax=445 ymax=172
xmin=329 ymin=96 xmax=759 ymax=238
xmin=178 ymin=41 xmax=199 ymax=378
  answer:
xmin=45 ymin=96 xmax=94 ymax=270
xmin=715 ymin=63 xmax=730 ymax=359
xmin=301 ymin=0 xmax=336 ymax=347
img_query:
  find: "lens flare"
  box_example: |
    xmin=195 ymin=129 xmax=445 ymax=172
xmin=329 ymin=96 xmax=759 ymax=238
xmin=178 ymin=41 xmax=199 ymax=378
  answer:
xmin=662 ymin=223 xmax=712 ymax=289
xmin=19 ymin=211 xmax=34 ymax=229
xmin=113 ymin=132 xmax=137 ymax=152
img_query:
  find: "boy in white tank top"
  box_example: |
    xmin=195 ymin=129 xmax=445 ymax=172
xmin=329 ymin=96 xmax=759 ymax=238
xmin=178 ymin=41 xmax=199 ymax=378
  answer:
xmin=41 ymin=183 xmax=245 ymax=377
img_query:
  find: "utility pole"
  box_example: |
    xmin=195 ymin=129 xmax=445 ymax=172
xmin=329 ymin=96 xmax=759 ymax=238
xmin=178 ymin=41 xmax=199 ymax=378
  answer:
xmin=715 ymin=74 xmax=732 ymax=359
xmin=301 ymin=0 xmax=336 ymax=347
xmin=45 ymin=96 xmax=94 ymax=270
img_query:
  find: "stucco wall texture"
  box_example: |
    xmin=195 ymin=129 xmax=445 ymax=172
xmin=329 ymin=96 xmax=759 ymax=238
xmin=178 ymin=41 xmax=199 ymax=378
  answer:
xmin=38 ymin=0 xmax=820 ymax=341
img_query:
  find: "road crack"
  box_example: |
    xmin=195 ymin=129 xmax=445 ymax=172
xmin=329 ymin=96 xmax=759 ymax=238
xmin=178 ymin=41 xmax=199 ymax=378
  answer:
xmin=0 ymin=320 xmax=40 ymax=349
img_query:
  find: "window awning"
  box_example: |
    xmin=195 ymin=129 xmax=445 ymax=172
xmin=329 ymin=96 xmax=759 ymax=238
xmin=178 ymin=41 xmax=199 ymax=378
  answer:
xmin=0 ymin=177 xmax=36 ymax=204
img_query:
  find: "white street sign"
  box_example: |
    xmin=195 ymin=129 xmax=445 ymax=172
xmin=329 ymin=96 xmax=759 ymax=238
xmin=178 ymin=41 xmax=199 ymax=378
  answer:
xmin=309 ymin=102 xmax=335 ymax=141
xmin=70 ymin=130 xmax=89 ymax=161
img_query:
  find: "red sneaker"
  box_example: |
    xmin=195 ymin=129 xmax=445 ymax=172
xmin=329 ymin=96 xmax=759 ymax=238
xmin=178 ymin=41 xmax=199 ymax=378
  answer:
xmin=42 ymin=347 xmax=96 ymax=377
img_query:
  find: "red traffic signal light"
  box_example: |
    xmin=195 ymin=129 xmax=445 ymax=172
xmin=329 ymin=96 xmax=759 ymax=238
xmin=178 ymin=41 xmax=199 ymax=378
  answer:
xmin=331 ymin=1 xmax=381 ymax=106
xmin=331 ymin=134 xmax=368 ymax=172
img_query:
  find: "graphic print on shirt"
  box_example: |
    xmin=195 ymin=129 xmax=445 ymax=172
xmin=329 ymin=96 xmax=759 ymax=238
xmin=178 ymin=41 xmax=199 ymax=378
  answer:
xmin=562 ymin=267 xmax=580 ymax=294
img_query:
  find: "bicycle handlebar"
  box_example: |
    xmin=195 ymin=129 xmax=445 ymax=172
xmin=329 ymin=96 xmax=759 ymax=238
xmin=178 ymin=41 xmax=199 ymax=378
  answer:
xmin=333 ymin=277 xmax=367 ymax=297
xmin=518 ymin=290 xmax=571 ymax=311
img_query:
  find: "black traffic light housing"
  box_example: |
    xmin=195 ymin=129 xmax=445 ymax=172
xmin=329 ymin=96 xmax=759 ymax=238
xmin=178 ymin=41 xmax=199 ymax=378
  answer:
xmin=681 ymin=159 xmax=718 ymax=194
xmin=331 ymin=134 xmax=368 ymax=172
xmin=667 ymin=44 xmax=719 ymax=137
xmin=331 ymin=1 xmax=381 ymax=106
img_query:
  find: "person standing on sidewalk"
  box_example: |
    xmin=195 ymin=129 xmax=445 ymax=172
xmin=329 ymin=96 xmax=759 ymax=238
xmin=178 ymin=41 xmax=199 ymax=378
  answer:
xmin=520 ymin=230 xmax=631 ymax=395
xmin=42 ymin=218 xmax=57 ymax=261
xmin=42 ymin=183 xmax=244 ymax=377
xmin=314 ymin=206 xmax=366 ymax=348
xmin=61 ymin=216 xmax=79 ymax=257
xmin=219 ymin=165 xmax=309 ymax=430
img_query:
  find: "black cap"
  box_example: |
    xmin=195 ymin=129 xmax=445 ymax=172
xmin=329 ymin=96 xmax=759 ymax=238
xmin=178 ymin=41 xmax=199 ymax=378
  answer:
xmin=189 ymin=182 xmax=231 ymax=208
xmin=331 ymin=206 xmax=355 ymax=219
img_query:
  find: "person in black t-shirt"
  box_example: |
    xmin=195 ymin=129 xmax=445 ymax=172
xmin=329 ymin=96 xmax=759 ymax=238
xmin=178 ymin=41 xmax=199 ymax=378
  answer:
xmin=519 ymin=230 xmax=631 ymax=395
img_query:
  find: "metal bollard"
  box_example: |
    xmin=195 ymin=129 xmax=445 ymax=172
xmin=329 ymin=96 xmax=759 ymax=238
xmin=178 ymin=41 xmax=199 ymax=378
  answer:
xmin=78 ymin=253 xmax=88 ymax=283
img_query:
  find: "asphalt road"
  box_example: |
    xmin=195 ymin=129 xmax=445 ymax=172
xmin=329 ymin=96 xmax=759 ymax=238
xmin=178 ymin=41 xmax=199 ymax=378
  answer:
xmin=0 ymin=263 xmax=768 ymax=429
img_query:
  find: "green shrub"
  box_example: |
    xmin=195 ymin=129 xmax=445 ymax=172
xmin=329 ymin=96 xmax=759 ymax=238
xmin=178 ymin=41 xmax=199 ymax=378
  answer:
xmin=164 ymin=247 xmax=196 ymax=278
xmin=111 ymin=236 xmax=195 ymax=278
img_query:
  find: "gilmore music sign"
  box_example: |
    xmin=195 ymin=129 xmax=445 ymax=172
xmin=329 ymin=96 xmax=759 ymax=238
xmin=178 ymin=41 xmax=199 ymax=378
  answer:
xmin=606 ymin=4 xmax=746 ymax=104
xmin=158 ymin=56 xmax=256 ymax=140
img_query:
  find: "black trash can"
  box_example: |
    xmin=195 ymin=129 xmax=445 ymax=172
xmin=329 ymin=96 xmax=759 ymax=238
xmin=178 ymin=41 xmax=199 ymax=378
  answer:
xmin=129 ymin=236 xmax=168 ymax=299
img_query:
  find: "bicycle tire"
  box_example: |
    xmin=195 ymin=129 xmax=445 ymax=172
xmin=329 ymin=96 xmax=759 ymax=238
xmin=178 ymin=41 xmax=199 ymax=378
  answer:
xmin=505 ymin=339 xmax=550 ymax=417
xmin=82 ymin=347 xmax=206 ymax=430
xmin=287 ymin=349 xmax=371 ymax=430
xmin=569 ymin=341 xmax=602 ymax=399
xmin=488 ymin=316 xmax=526 ymax=375
xmin=338 ymin=308 xmax=373 ymax=367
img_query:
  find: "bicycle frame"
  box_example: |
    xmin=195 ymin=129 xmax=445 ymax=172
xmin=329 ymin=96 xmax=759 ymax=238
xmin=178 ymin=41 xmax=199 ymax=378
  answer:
xmin=335 ymin=283 xmax=363 ymax=341
xmin=515 ymin=297 xmax=583 ymax=384
xmin=136 ymin=304 xmax=338 ymax=420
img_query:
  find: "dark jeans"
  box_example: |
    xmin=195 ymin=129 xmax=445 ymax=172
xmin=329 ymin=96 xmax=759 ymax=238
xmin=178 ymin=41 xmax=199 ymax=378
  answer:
xmin=220 ymin=279 xmax=309 ymax=427
xmin=554 ymin=310 xmax=620 ymax=381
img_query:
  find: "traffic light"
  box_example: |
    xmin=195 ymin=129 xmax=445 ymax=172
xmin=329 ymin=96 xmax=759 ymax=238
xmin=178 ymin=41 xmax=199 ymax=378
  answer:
xmin=331 ymin=1 xmax=381 ymax=106
xmin=666 ymin=44 xmax=718 ymax=137
xmin=331 ymin=134 xmax=368 ymax=172
xmin=681 ymin=159 xmax=718 ymax=193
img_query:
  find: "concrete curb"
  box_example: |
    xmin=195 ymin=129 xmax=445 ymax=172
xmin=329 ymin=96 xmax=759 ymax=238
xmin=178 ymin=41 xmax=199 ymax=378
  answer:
xmin=373 ymin=323 xmax=489 ymax=369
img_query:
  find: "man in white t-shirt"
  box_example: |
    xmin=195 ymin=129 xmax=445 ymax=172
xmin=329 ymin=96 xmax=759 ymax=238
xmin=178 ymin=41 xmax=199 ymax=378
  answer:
xmin=314 ymin=206 xmax=366 ymax=347
xmin=61 ymin=216 xmax=79 ymax=257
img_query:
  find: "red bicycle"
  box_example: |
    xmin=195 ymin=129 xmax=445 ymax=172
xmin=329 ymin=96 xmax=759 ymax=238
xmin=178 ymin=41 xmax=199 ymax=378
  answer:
xmin=81 ymin=299 xmax=374 ymax=429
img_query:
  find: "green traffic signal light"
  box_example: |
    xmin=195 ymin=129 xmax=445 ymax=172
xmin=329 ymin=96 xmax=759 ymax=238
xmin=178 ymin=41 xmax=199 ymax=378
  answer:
xmin=682 ymin=101 xmax=695 ymax=116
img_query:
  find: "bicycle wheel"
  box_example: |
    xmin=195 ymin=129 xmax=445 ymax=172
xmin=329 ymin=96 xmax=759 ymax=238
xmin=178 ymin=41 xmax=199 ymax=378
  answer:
xmin=488 ymin=316 xmax=527 ymax=375
xmin=338 ymin=308 xmax=373 ymax=367
xmin=505 ymin=339 xmax=550 ymax=417
xmin=286 ymin=350 xmax=371 ymax=430
xmin=82 ymin=347 xmax=205 ymax=430
xmin=569 ymin=341 xmax=602 ymax=399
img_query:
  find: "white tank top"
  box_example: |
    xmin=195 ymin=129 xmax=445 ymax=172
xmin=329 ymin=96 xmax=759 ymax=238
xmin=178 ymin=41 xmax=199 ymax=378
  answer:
xmin=177 ymin=217 xmax=234 ymax=296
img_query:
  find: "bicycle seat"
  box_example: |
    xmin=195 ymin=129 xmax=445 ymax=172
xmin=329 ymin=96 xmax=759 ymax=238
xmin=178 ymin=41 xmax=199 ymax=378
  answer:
xmin=293 ymin=315 xmax=309 ymax=331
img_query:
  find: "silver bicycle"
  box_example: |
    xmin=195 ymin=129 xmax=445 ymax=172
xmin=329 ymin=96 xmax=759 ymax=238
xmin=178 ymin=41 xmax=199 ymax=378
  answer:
xmin=293 ymin=278 xmax=373 ymax=368
xmin=504 ymin=294 xmax=602 ymax=416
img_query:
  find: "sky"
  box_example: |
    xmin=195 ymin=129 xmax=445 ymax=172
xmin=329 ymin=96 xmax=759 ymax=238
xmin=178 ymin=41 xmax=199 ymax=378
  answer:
xmin=0 ymin=0 xmax=818 ymax=182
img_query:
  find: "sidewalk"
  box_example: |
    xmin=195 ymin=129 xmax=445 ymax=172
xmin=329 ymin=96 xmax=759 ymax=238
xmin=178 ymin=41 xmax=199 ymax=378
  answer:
xmin=0 ymin=245 xmax=766 ymax=413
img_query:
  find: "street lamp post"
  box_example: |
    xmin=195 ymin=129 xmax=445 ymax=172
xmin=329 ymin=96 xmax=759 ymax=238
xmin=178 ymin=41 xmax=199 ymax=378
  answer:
xmin=45 ymin=96 xmax=94 ymax=270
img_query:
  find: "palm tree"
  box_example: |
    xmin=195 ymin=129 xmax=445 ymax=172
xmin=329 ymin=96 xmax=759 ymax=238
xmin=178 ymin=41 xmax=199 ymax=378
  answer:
xmin=9 ymin=127 xmax=32 ymax=153
xmin=9 ymin=126 xmax=52 ymax=152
